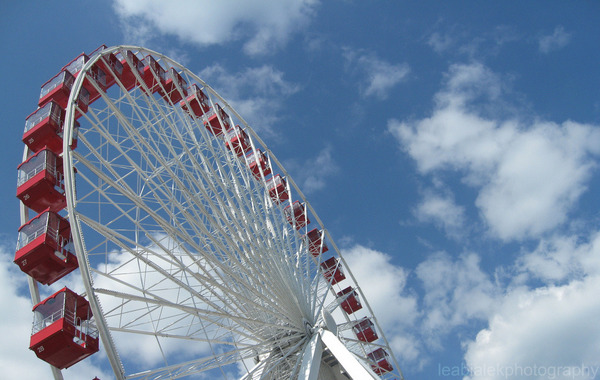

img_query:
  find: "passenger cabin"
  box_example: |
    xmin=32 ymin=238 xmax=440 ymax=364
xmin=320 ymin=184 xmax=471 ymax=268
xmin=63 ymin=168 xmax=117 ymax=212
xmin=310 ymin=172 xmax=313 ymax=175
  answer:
xmin=16 ymin=149 xmax=66 ymax=213
xmin=246 ymin=150 xmax=272 ymax=179
xmin=118 ymin=50 xmax=143 ymax=90
xmin=306 ymin=228 xmax=328 ymax=256
xmin=180 ymin=84 xmax=210 ymax=117
xmin=61 ymin=52 xmax=107 ymax=104
xmin=284 ymin=201 xmax=310 ymax=229
xmin=30 ymin=288 xmax=99 ymax=369
xmin=320 ymin=257 xmax=345 ymax=285
xmin=89 ymin=45 xmax=123 ymax=90
xmin=367 ymin=348 xmax=393 ymax=375
xmin=14 ymin=211 xmax=77 ymax=285
xmin=38 ymin=70 xmax=75 ymax=109
xmin=353 ymin=318 xmax=378 ymax=343
xmin=160 ymin=68 xmax=187 ymax=104
xmin=38 ymin=70 xmax=90 ymax=119
xmin=225 ymin=126 xmax=252 ymax=156
xmin=204 ymin=104 xmax=230 ymax=136
xmin=337 ymin=286 xmax=362 ymax=314
xmin=23 ymin=101 xmax=78 ymax=154
xmin=140 ymin=55 xmax=166 ymax=94
xmin=266 ymin=175 xmax=289 ymax=203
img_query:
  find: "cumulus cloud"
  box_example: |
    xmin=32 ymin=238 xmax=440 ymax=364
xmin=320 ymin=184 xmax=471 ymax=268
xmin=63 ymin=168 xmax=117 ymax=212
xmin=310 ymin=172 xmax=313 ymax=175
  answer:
xmin=344 ymin=49 xmax=410 ymax=99
xmin=284 ymin=145 xmax=338 ymax=194
xmin=538 ymin=26 xmax=571 ymax=53
xmin=463 ymin=276 xmax=600 ymax=380
xmin=112 ymin=0 xmax=319 ymax=55
xmin=389 ymin=62 xmax=600 ymax=241
xmin=414 ymin=191 xmax=466 ymax=239
xmin=199 ymin=64 xmax=300 ymax=135
xmin=416 ymin=252 xmax=497 ymax=346
xmin=518 ymin=231 xmax=600 ymax=284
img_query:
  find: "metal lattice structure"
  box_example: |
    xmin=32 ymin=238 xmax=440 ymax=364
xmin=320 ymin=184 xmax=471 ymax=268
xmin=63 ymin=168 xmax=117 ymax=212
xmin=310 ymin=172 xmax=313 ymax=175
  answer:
xmin=16 ymin=45 xmax=404 ymax=380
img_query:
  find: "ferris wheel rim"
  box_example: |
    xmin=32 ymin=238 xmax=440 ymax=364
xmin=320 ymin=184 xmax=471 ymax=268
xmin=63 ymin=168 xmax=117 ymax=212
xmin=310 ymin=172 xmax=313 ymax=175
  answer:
xmin=56 ymin=45 xmax=403 ymax=380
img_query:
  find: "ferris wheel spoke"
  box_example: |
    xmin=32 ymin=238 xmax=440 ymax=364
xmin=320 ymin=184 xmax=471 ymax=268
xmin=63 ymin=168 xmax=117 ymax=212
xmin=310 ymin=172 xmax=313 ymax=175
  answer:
xmin=80 ymin=216 xmax=300 ymax=332
xmin=93 ymin=288 xmax=304 ymax=341
xmin=124 ymin=333 xmax=306 ymax=380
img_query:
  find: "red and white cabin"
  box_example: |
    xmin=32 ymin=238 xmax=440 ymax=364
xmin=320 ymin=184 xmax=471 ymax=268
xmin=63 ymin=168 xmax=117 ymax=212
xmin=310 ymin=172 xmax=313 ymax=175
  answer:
xmin=160 ymin=67 xmax=187 ymax=104
xmin=38 ymin=70 xmax=90 ymax=119
xmin=140 ymin=55 xmax=166 ymax=94
xmin=88 ymin=44 xmax=122 ymax=90
xmin=180 ymin=84 xmax=210 ymax=117
xmin=320 ymin=257 xmax=345 ymax=285
xmin=16 ymin=149 xmax=66 ymax=213
xmin=29 ymin=288 xmax=99 ymax=369
xmin=284 ymin=201 xmax=310 ymax=229
xmin=204 ymin=104 xmax=230 ymax=136
xmin=266 ymin=175 xmax=289 ymax=203
xmin=225 ymin=125 xmax=252 ymax=156
xmin=61 ymin=52 xmax=107 ymax=104
xmin=337 ymin=286 xmax=362 ymax=314
xmin=118 ymin=50 xmax=143 ymax=91
xmin=23 ymin=101 xmax=78 ymax=154
xmin=246 ymin=150 xmax=272 ymax=179
xmin=368 ymin=348 xmax=393 ymax=375
xmin=353 ymin=317 xmax=378 ymax=343
xmin=306 ymin=228 xmax=328 ymax=256
xmin=14 ymin=210 xmax=78 ymax=285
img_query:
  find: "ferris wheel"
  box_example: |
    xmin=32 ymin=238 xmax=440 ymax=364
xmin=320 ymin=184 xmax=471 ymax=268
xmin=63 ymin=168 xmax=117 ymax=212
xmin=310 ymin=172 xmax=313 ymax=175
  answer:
xmin=15 ymin=45 xmax=404 ymax=380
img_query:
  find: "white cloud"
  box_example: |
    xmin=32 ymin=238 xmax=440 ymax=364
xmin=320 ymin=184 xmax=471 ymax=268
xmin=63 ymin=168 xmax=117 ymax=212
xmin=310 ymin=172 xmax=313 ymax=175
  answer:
xmin=414 ymin=191 xmax=466 ymax=239
xmin=284 ymin=145 xmax=338 ymax=194
xmin=389 ymin=62 xmax=600 ymax=241
xmin=538 ymin=26 xmax=571 ymax=53
xmin=428 ymin=32 xmax=455 ymax=54
xmin=344 ymin=49 xmax=410 ymax=99
xmin=112 ymin=0 xmax=319 ymax=55
xmin=415 ymin=252 xmax=497 ymax=346
xmin=199 ymin=64 xmax=300 ymax=136
xmin=463 ymin=277 xmax=600 ymax=380
xmin=518 ymin=231 xmax=600 ymax=284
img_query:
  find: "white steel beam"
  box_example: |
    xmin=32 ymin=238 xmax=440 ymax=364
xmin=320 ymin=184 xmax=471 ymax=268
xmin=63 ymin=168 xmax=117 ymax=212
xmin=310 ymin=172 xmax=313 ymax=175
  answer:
xmin=298 ymin=333 xmax=323 ymax=380
xmin=319 ymin=329 xmax=378 ymax=380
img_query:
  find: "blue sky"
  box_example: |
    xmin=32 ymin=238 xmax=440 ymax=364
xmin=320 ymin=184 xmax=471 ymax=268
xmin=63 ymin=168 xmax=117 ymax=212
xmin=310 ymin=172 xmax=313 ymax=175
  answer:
xmin=1 ymin=1 xmax=600 ymax=379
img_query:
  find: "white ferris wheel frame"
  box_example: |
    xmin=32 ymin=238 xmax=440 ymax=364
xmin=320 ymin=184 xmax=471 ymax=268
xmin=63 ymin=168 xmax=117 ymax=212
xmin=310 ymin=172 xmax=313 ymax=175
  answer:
xmin=19 ymin=45 xmax=403 ymax=380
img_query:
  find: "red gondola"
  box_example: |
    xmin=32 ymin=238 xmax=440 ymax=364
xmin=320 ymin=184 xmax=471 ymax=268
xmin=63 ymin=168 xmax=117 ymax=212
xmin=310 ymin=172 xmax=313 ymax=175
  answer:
xmin=88 ymin=44 xmax=123 ymax=90
xmin=16 ymin=149 xmax=66 ymax=213
xmin=29 ymin=288 xmax=99 ymax=369
xmin=23 ymin=101 xmax=78 ymax=154
xmin=62 ymin=52 xmax=108 ymax=104
xmin=160 ymin=67 xmax=187 ymax=104
xmin=140 ymin=55 xmax=166 ymax=94
xmin=337 ymin=286 xmax=362 ymax=314
xmin=306 ymin=228 xmax=328 ymax=256
xmin=38 ymin=70 xmax=90 ymax=119
xmin=118 ymin=50 xmax=143 ymax=90
xmin=204 ymin=104 xmax=230 ymax=136
xmin=246 ymin=150 xmax=272 ymax=179
xmin=225 ymin=126 xmax=252 ymax=156
xmin=353 ymin=317 xmax=378 ymax=343
xmin=320 ymin=257 xmax=345 ymax=285
xmin=266 ymin=175 xmax=289 ymax=203
xmin=180 ymin=84 xmax=210 ymax=117
xmin=284 ymin=201 xmax=310 ymax=229
xmin=368 ymin=348 xmax=393 ymax=375
xmin=14 ymin=211 xmax=78 ymax=285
